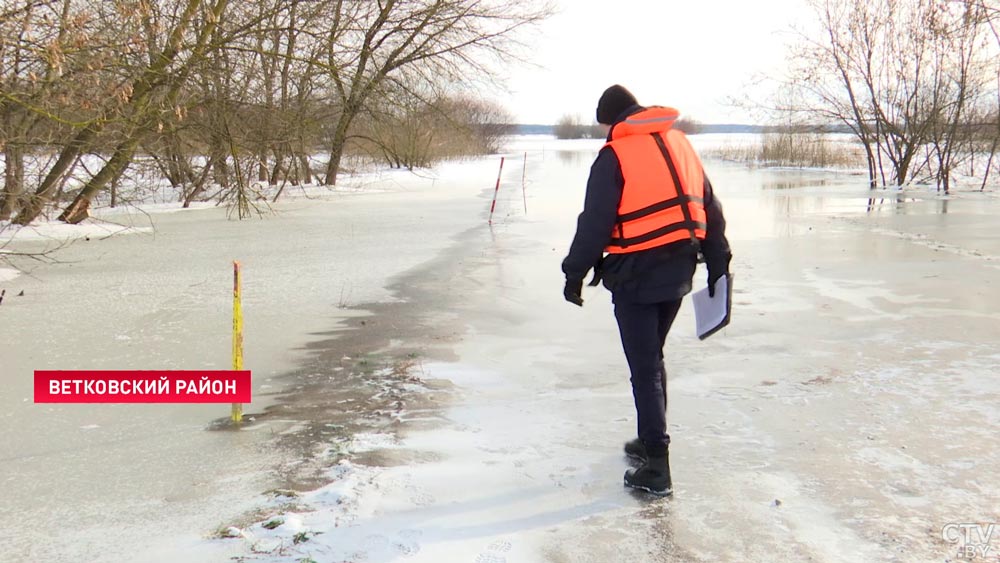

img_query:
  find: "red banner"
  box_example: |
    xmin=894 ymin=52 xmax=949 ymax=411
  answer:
xmin=34 ymin=371 xmax=252 ymax=403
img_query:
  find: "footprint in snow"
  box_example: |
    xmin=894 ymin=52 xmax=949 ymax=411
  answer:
xmin=474 ymin=538 xmax=512 ymax=563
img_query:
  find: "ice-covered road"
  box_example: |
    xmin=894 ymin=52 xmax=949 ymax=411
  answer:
xmin=3 ymin=136 xmax=998 ymax=562
xmin=201 ymin=139 xmax=999 ymax=562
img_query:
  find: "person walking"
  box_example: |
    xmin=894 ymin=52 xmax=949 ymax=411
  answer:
xmin=562 ymin=85 xmax=732 ymax=496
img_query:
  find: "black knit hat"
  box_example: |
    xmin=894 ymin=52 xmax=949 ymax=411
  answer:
xmin=596 ymin=84 xmax=638 ymax=125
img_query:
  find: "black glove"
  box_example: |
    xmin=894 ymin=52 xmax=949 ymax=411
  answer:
xmin=707 ymin=254 xmax=731 ymax=298
xmin=563 ymin=278 xmax=584 ymax=307
xmin=587 ymin=255 xmax=605 ymax=287
xmin=707 ymin=271 xmax=723 ymax=297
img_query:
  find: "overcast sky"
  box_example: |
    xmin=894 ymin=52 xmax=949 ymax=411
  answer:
xmin=502 ymin=0 xmax=814 ymax=125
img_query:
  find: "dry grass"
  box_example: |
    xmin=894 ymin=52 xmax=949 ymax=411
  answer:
xmin=704 ymin=132 xmax=865 ymax=169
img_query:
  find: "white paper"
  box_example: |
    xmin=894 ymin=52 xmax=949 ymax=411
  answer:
xmin=692 ymin=274 xmax=730 ymax=339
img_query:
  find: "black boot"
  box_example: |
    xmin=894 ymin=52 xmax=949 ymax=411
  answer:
xmin=624 ymin=438 xmax=647 ymax=462
xmin=624 ymin=452 xmax=672 ymax=496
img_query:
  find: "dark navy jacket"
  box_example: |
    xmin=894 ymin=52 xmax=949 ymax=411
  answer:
xmin=561 ymin=105 xmax=732 ymax=304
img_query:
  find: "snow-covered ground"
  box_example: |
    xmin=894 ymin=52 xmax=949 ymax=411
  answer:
xmin=0 ymin=158 xmax=506 ymax=562
xmin=3 ymin=137 xmax=998 ymax=562
xmin=0 ymin=162 xmax=476 ymax=282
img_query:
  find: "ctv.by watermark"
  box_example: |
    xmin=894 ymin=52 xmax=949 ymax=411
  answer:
xmin=942 ymin=523 xmax=999 ymax=560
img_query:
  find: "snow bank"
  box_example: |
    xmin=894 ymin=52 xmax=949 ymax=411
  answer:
xmin=90 ymin=201 xmax=217 ymax=216
xmin=0 ymin=218 xmax=150 ymax=243
xmin=206 ymin=455 xmax=383 ymax=562
xmin=1 ymin=218 xmax=152 ymax=286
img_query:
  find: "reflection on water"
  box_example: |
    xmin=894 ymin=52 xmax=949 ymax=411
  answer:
xmin=554 ymin=150 xmax=591 ymax=166
xmin=762 ymin=178 xmax=832 ymax=190
xmin=544 ymin=147 xmax=967 ymax=242
xmin=866 ymin=194 xmax=949 ymax=215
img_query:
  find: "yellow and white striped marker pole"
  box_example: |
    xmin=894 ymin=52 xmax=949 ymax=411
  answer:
xmin=231 ymin=261 xmax=244 ymax=423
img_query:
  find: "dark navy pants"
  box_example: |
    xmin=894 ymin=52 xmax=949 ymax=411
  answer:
xmin=614 ymin=298 xmax=683 ymax=457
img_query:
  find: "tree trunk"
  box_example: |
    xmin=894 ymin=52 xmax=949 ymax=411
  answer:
xmin=270 ymin=147 xmax=285 ymax=186
xmin=288 ymin=150 xmax=300 ymax=186
xmin=14 ymin=124 xmax=99 ymax=224
xmin=210 ymin=133 xmax=230 ymax=189
xmin=323 ymin=113 xmax=353 ymax=185
xmin=298 ymin=153 xmax=311 ymax=185
xmin=163 ymin=134 xmax=194 ymax=188
xmin=59 ymin=136 xmax=140 ymax=224
xmin=981 ymin=144 xmax=997 ymax=192
xmin=257 ymin=150 xmax=269 ymax=182
xmin=897 ymin=147 xmax=915 ymax=186
xmin=0 ymin=142 xmax=25 ymax=221
xmin=183 ymin=154 xmax=216 ymax=207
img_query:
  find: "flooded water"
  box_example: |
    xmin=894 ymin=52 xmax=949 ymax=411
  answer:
xmin=3 ymin=136 xmax=998 ymax=562
xmin=468 ymin=146 xmax=1000 ymax=562
xmin=220 ymin=137 xmax=999 ymax=562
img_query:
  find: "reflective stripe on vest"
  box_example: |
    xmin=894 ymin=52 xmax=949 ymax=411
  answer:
xmin=604 ymin=107 xmax=707 ymax=254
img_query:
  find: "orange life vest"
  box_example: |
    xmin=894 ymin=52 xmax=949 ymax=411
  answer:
xmin=604 ymin=107 xmax=707 ymax=254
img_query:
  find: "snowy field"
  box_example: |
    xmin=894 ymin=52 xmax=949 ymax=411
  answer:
xmin=0 ymin=160 xmax=498 ymax=561
xmin=2 ymin=135 xmax=999 ymax=562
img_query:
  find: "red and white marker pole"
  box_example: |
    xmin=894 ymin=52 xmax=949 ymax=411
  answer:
xmin=488 ymin=156 xmax=505 ymax=225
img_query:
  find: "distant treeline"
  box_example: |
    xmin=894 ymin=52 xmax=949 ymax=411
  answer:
xmin=548 ymin=114 xmax=706 ymax=139
xmin=518 ymin=123 xmax=856 ymax=136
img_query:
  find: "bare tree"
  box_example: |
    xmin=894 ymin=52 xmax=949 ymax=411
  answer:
xmin=357 ymin=85 xmax=512 ymax=169
xmin=0 ymin=0 xmax=83 ymax=220
xmin=319 ymin=0 xmax=550 ymax=185
xmin=674 ymin=116 xmax=703 ymax=135
xmin=56 ymin=0 xmax=233 ymax=223
xmin=0 ymin=0 xmax=549 ymax=224
xmin=780 ymin=0 xmax=1000 ymax=191
xmin=553 ymin=113 xmax=601 ymax=139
